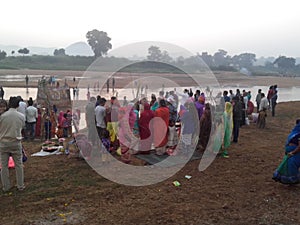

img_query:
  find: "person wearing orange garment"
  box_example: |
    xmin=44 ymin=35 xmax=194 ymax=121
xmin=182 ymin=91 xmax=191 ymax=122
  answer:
xmin=153 ymin=99 xmax=169 ymax=155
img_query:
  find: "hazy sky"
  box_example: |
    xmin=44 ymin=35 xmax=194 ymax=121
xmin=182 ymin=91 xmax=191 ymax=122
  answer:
xmin=1 ymin=0 xmax=300 ymax=57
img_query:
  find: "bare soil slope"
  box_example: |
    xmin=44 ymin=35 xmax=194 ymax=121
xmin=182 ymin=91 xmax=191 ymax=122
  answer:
xmin=1 ymin=101 xmax=300 ymax=225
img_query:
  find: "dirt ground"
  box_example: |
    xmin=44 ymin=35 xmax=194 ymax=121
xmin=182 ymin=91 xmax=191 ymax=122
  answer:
xmin=0 ymin=102 xmax=300 ymax=225
xmin=1 ymin=69 xmax=300 ymax=224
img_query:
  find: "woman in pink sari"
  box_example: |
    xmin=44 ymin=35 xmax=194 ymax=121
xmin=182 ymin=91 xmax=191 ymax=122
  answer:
xmin=139 ymin=103 xmax=155 ymax=154
xmin=118 ymin=104 xmax=136 ymax=163
xmin=154 ymin=99 xmax=169 ymax=155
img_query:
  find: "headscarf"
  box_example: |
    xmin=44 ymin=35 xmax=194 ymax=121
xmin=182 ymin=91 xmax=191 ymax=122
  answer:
xmin=144 ymin=102 xmax=151 ymax=111
xmin=286 ymin=122 xmax=300 ymax=146
xmin=198 ymin=95 xmax=205 ymax=104
xmin=139 ymin=103 xmax=155 ymax=140
xmin=127 ymin=103 xmax=136 ymax=130
xmin=58 ymin=111 xmax=64 ymax=124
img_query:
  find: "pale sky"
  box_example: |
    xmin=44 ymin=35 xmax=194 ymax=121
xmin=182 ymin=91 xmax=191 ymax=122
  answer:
xmin=1 ymin=0 xmax=300 ymax=57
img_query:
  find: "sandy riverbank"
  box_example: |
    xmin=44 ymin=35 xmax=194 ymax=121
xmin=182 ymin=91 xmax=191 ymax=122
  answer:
xmin=1 ymin=69 xmax=300 ymax=89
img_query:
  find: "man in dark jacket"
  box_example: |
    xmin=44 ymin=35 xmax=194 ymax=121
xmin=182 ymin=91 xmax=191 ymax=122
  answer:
xmin=232 ymin=96 xmax=243 ymax=143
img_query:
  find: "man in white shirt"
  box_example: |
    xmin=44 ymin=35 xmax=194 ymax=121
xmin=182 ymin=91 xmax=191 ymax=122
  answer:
xmin=95 ymin=98 xmax=107 ymax=139
xmin=176 ymin=88 xmax=189 ymax=106
xmin=25 ymin=100 xmax=38 ymax=140
xmin=0 ymin=96 xmax=26 ymax=192
xmin=259 ymin=93 xmax=269 ymax=112
xmin=17 ymin=96 xmax=27 ymax=116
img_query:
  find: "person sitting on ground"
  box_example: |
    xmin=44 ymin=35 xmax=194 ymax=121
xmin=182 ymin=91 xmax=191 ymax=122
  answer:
xmin=273 ymin=119 xmax=300 ymax=184
xmin=64 ymin=133 xmax=92 ymax=158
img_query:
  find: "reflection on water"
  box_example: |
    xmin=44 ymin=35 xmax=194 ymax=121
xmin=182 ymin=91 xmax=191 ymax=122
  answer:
xmin=0 ymin=74 xmax=45 ymax=82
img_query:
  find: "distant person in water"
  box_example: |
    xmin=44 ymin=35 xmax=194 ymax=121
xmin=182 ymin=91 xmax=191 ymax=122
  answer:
xmin=106 ymin=79 xmax=110 ymax=93
xmin=112 ymin=77 xmax=115 ymax=93
xmin=25 ymin=75 xmax=29 ymax=86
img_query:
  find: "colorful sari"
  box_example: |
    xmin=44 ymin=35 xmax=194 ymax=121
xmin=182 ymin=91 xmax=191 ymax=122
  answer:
xmin=150 ymin=101 xmax=159 ymax=111
xmin=139 ymin=103 xmax=155 ymax=152
xmin=199 ymin=104 xmax=212 ymax=151
xmin=154 ymin=106 xmax=169 ymax=154
xmin=50 ymin=110 xmax=57 ymax=138
xmin=223 ymin=102 xmax=233 ymax=150
xmin=106 ymin=102 xmax=120 ymax=150
xmin=273 ymin=123 xmax=300 ymax=184
xmin=118 ymin=106 xmax=136 ymax=163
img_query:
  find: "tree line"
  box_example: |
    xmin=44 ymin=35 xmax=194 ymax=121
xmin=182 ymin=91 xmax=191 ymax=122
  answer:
xmin=0 ymin=29 xmax=300 ymax=75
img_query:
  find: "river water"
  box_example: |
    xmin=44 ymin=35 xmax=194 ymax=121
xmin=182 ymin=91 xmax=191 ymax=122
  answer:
xmin=2 ymin=85 xmax=300 ymax=103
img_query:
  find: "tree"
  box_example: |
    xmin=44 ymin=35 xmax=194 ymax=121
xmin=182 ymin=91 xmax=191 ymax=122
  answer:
xmin=0 ymin=50 xmax=7 ymax=61
xmin=54 ymin=48 xmax=66 ymax=56
xmin=147 ymin=46 xmax=162 ymax=61
xmin=161 ymin=50 xmax=173 ymax=63
xmin=199 ymin=52 xmax=214 ymax=67
xmin=232 ymin=53 xmax=256 ymax=69
xmin=18 ymin=48 xmax=30 ymax=55
xmin=265 ymin=61 xmax=274 ymax=69
xmin=86 ymin=29 xmax=112 ymax=57
xmin=213 ymin=49 xmax=230 ymax=67
xmin=273 ymin=56 xmax=296 ymax=70
xmin=176 ymin=56 xmax=185 ymax=67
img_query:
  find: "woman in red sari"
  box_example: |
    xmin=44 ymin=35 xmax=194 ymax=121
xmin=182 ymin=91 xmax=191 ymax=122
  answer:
xmin=139 ymin=102 xmax=155 ymax=154
xmin=154 ymin=99 xmax=169 ymax=155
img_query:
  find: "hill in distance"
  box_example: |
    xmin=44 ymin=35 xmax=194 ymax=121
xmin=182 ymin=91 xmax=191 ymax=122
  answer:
xmin=0 ymin=41 xmax=94 ymax=56
xmin=65 ymin=42 xmax=93 ymax=56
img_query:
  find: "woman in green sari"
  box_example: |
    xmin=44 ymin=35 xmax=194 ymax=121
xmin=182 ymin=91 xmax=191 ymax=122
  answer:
xmin=222 ymin=102 xmax=233 ymax=158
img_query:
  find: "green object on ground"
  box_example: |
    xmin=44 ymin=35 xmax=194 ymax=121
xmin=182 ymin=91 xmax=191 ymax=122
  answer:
xmin=173 ymin=181 xmax=181 ymax=186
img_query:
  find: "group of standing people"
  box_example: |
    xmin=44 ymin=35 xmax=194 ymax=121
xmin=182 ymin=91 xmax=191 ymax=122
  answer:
xmin=255 ymin=85 xmax=278 ymax=116
xmin=85 ymin=88 xmax=214 ymax=163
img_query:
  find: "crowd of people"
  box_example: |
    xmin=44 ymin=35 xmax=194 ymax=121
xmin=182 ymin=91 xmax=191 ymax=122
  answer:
xmin=84 ymin=85 xmax=279 ymax=163
xmin=1 ymin=81 xmax=298 ymax=193
xmin=85 ymin=89 xmax=203 ymax=163
xmin=0 ymin=94 xmax=83 ymax=192
xmin=0 ymin=95 xmax=79 ymax=142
